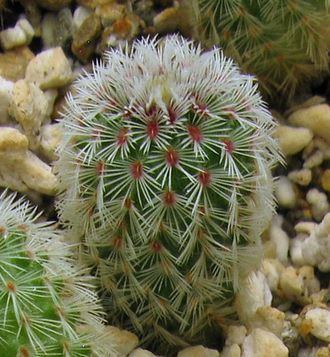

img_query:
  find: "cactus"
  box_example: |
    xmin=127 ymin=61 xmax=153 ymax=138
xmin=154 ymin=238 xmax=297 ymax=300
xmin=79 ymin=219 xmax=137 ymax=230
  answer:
xmin=190 ymin=0 xmax=330 ymax=100
xmin=0 ymin=190 xmax=117 ymax=357
xmin=55 ymin=35 xmax=282 ymax=352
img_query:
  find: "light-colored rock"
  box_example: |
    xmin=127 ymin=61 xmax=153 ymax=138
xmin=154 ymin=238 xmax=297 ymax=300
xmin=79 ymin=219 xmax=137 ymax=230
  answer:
xmin=279 ymin=266 xmax=319 ymax=304
xmin=41 ymin=8 xmax=73 ymax=49
xmin=0 ymin=127 xmax=57 ymax=195
xmin=0 ymin=76 xmax=14 ymax=124
xmin=95 ymin=2 xmax=126 ymax=27
xmin=292 ymin=213 xmax=330 ymax=271
xmin=288 ymin=104 xmax=330 ymax=143
xmin=106 ymin=326 xmax=139 ymax=356
xmin=241 ymin=328 xmax=288 ymax=357
xmin=269 ymin=215 xmax=289 ymax=264
xmin=226 ymin=326 xmax=247 ymax=346
xmin=304 ymin=308 xmax=330 ymax=342
xmin=321 ymin=169 xmax=330 ymax=192
xmin=275 ymin=125 xmax=313 ymax=156
xmin=129 ymin=348 xmax=156 ymax=357
xmin=275 ymin=176 xmax=296 ymax=209
xmin=261 ymin=258 xmax=285 ymax=293
xmin=306 ymin=188 xmax=329 ymax=221
xmin=39 ymin=123 xmax=63 ymax=161
xmin=288 ymin=169 xmax=312 ymax=186
xmin=73 ymin=5 xmax=93 ymax=32
xmin=9 ymin=79 xmax=48 ymax=150
xmin=254 ymin=306 xmax=285 ymax=337
xmin=0 ymin=18 xmax=35 ymax=50
xmin=25 ymin=47 xmax=73 ymax=89
xmin=235 ymin=271 xmax=272 ymax=325
xmin=177 ymin=345 xmax=220 ymax=357
xmin=153 ymin=6 xmax=179 ymax=34
xmin=221 ymin=344 xmax=241 ymax=357
xmin=304 ymin=149 xmax=324 ymax=169
xmin=0 ymin=46 xmax=34 ymax=82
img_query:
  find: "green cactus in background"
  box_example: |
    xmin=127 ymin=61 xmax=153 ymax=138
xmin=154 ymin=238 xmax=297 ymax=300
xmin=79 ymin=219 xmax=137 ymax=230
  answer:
xmin=190 ymin=0 xmax=330 ymax=101
xmin=55 ymin=35 xmax=282 ymax=352
xmin=0 ymin=190 xmax=117 ymax=357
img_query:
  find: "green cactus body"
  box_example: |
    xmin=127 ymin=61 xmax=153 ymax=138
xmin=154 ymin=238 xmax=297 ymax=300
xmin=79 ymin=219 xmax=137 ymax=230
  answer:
xmin=191 ymin=0 xmax=330 ymax=100
xmin=0 ymin=191 xmax=117 ymax=357
xmin=56 ymin=36 xmax=282 ymax=351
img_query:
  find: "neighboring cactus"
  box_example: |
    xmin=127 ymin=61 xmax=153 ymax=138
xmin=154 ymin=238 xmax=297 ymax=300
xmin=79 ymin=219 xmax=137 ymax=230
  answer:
xmin=190 ymin=0 xmax=330 ymax=100
xmin=55 ymin=35 xmax=282 ymax=351
xmin=0 ymin=190 xmax=117 ymax=357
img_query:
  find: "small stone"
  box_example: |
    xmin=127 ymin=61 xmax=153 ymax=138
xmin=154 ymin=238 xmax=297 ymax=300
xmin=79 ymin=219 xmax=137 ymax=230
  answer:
xmin=288 ymin=104 xmax=330 ymax=143
xmin=129 ymin=348 xmax=156 ymax=357
xmin=0 ymin=18 xmax=35 ymax=50
xmin=225 ymin=325 xmax=247 ymax=346
xmin=0 ymin=127 xmax=57 ymax=195
xmin=39 ymin=123 xmax=63 ymax=161
xmin=275 ymin=125 xmax=313 ymax=156
xmin=9 ymin=79 xmax=48 ymax=150
xmin=0 ymin=46 xmax=34 ymax=82
xmin=321 ymin=169 xmax=330 ymax=192
xmin=304 ymin=308 xmax=330 ymax=342
xmin=106 ymin=326 xmax=139 ymax=356
xmin=306 ymin=188 xmax=329 ymax=221
xmin=35 ymin=0 xmax=72 ymax=11
xmin=25 ymin=47 xmax=73 ymax=89
xmin=0 ymin=76 xmax=14 ymax=124
xmin=241 ymin=328 xmax=288 ymax=357
xmin=221 ymin=344 xmax=241 ymax=357
xmin=303 ymin=149 xmax=324 ymax=169
xmin=19 ymin=0 xmax=42 ymax=36
xmin=95 ymin=2 xmax=126 ymax=27
xmin=72 ymin=6 xmax=93 ymax=32
xmin=288 ymin=169 xmax=312 ymax=186
xmin=274 ymin=176 xmax=296 ymax=209
xmin=153 ymin=7 xmax=179 ymax=33
xmin=269 ymin=215 xmax=289 ymax=264
xmin=254 ymin=306 xmax=285 ymax=337
xmin=112 ymin=13 xmax=141 ymax=40
xmin=71 ymin=13 xmax=102 ymax=63
xmin=41 ymin=8 xmax=73 ymax=49
xmin=177 ymin=345 xmax=220 ymax=357
xmin=76 ymin=0 xmax=98 ymax=9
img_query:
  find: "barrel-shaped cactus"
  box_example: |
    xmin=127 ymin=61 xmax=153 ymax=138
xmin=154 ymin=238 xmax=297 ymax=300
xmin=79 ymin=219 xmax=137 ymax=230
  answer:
xmin=0 ymin=190 xmax=116 ymax=357
xmin=191 ymin=0 xmax=330 ymax=100
xmin=56 ymin=35 xmax=282 ymax=351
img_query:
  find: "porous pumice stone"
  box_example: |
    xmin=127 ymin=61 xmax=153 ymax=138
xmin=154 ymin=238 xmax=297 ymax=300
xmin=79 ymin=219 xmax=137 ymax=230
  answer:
xmin=55 ymin=35 xmax=282 ymax=353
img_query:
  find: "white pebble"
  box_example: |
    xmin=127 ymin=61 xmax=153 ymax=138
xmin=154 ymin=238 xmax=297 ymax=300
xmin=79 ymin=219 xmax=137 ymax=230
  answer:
xmin=0 ymin=18 xmax=35 ymax=50
xmin=305 ymin=308 xmax=330 ymax=342
xmin=288 ymin=169 xmax=312 ymax=186
xmin=0 ymin=76 xmax=14 ymax=124
xmin=306 ymin=188 xmax=329 ymax=221
xmin=275 ymin=176 xmax=296 ymax=209
xmin=129 ymin=348 xmax=156 ymax=357
xmin=177 ymin=345 xmax=220 ymax=357
xmin=241 ymin=328 xmax=288 ymax=357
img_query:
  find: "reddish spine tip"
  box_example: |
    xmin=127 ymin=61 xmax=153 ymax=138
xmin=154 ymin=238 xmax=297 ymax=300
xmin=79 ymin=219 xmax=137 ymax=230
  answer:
xmin=130 ymin=161 xmax=143 ymax=180
xmin=165 ymin=148 xmax=179 ymax=167
xmin=146 ymin=119 xmax=159 ymax=139
xmin=96 ymin=160 xmax=105 ymax=176
xmin=223 ymin=139 xmax=235 ymax=154
xmin=145 ymin=104 xmax=157 ymax=117
xmin=151 ymin=241 xmax=162 ymax=253
xmin=117 ymin=128 xmax=129 ymax=146
xmin=124 ymin=197 xmax=132 ymax=209
xmin=188 ymin=125 xmax=203 ymax=143
xmin=112 ymin=236 xmax=123 ymax=249
xmin=198 ymin=170 xmax=212 ymax=187
xmin=163 ymin=190 xmax=176 ymax=206
xmin=20 ymin=347 xmax=30 ymax=357
xmin=167 ymin=106 xmax=177 ymax=124
xmin=6 ymin=281 xmax=16 ymax=293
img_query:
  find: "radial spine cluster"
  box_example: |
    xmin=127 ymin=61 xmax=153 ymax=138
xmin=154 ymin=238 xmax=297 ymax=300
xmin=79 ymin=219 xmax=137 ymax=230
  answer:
xmin=56 ymin=35 xmax=282 ymax=349
xmin=0 ymin=191 xmax=116 ymax=357
xmin=192 ymin=0 xmax=330 ymax=99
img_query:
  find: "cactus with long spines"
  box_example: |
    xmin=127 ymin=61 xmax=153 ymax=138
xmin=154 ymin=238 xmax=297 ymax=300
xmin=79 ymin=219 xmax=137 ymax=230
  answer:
xmin=0 ymin=190 xmax=117 ymax=357
xmin=190 ymin=0 xmax=330 ymax=101
xmin=55 ymin=35 xmax=282 ymax=351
